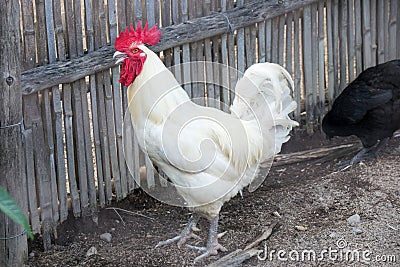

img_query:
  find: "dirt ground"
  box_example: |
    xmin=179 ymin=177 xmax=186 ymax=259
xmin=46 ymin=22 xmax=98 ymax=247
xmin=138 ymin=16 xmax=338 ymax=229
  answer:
xmin=27 ymin=129 xmax=400 ymax=266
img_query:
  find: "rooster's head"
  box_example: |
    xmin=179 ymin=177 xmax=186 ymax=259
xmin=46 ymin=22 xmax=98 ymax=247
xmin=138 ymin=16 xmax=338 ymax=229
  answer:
xmin=114 ymin=21 xmax=162 ymax=86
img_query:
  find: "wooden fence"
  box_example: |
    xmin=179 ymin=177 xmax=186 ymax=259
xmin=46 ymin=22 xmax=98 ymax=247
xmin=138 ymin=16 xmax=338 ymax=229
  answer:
xmin=15 ymin=0 xmax=400 ymax=249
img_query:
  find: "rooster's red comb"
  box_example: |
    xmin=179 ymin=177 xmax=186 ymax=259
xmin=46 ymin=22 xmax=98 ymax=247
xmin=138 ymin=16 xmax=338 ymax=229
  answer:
xmin=115 ymin=20 xmax=161 ymax=51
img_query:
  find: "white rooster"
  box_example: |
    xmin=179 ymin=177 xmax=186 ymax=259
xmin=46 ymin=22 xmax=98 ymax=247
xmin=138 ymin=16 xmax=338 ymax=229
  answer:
xmin=114 ymin=21 xmax=298 ymax=262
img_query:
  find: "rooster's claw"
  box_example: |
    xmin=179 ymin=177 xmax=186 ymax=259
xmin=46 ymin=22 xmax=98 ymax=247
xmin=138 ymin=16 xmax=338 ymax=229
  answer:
xmin=187 ymin=242 xmax=228 ymax=263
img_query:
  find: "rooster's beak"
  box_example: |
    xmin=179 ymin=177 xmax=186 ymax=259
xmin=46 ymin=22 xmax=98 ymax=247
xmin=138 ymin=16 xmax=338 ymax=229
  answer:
xmin=113 ymin=51 xmax=127 ymax=64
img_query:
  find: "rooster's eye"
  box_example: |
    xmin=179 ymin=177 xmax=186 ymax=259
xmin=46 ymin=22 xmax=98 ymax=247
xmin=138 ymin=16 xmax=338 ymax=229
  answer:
xmin=132 ymin=48 xmax=139 ymax=53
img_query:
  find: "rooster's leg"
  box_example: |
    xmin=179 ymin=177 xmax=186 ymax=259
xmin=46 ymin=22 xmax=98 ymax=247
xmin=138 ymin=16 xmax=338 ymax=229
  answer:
xmin=365 ymin=137 xmax=390 ymax=157
xmin=188 ymin=215 xmax=227 ymax=263
xmin=338 ymin=147 xmax=371 ymax=170
xmin=339 ymin=137 xmax=390 ymax=169
xmin=155 ymin=214 xmax=201 ymax=248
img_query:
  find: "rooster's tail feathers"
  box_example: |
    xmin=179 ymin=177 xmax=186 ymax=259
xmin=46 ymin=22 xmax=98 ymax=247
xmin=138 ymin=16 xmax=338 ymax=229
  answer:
xmin=230 ymin=62 xmax=298 ymax=162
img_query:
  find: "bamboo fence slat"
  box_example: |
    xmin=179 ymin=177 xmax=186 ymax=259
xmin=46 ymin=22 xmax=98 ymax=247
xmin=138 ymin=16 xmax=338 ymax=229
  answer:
xmin=265 ymin=19 xmax=272 ymax=63
xmin=133 ymin=129 xmax=141 ymax=189
xmin=85 ymin=0 xmax=95 ymax=52
xmin=95 ymin=0 xmax=111 ymax=204
xmin=134 ymin=0 xmax=142 ymax=22
xmin=377 ymin=1 xmax=386 ymax=63
xmin=62 ymin=0 xmax=81 ymax=219
xmin=293 ymin=10 xmax=301 ymax=121
xmin=53 ymin=0 xmax=66 ymax=60
xmin=311 ymin=4 xmax=318 ymax=118
xmin=72 ymin=81 xmax=90 ymax=216
xmin=146 ymin=0 xmax=156 ymax=25
xmin=370 ymin=0 xmax=377 ymax=66
xmin=32 ymin=118 xmax=53 ymax=250
xmin=90 ymin=75 xmax=106 ymax=207
xmin=96 ymin=73 xmax=113 ymax=203
xmin=236 ymin=0 xmax=245 ymax=75
xmin=188 ymin=0 xmax=205 ymax=102
xmin=332 ymin=0 xmax=339 ymax=97
xmin=99 ymin=1 xmax=109 ymax=46
xmin=103 ymin=71 xmax=123 ymax=200
xmin=80 ymin=80 xmax=97 ymax=213
xmin=45 ymin=0 xmax=63 ymax=225
xmin=339 ymin=0 xmax=348 ymax=92
xmin=245 ymin=26 xmax=255 ymax=68
xmin=271 ymin=17 xmax=279 ymax=64
xmin=303 ymin=5 xmax=314 ymax=134
xmin=108 ymin=0 xmax=118 ymax=45
xmin=236 ymin=26 xmax=246 ymax=72
xmin=227 ymin=31 xmax=236 ymax=105
xmin=123 ymin=111 xmax=135 ymax=190
xmin=20 ymin=0 xmax=40 ymax=234
xmin=171 ymin=0 xmax=179 ymax=24
xmin=68 ymin=0 xmax=91 ymax=216
xmin=113 ymin=69 xmax=128 ymax=196
xmin=397 ymin=1 xmax=400 ymax=57
xmin=125 ymin=0 xmax=133 ymax=23
xmin=383 ymin=0 xmax=389 ymax=62
xmin=285 ymin=12 xmax=293 ymax=74
xmin=41 ymin=89 xmax=59 ymax=224
xmin=189 ymin=2 xmax=200 ymax=102
xmin=258 ymin=21 xmax=266 ymax=64
xmin=34 ymin=0 xmax=48 ymax=65
xmin=221 ymin=0 xmax=229 ymax=108
xmin=318 ymin=1 xmax=325 ymax=119
xmin=74 ymin=0 xmax=84 ymax=56
xmin=204 ymin=1 xmax=215 ymax=107
xmin=221 ymin=36 xmax=229 ymax=110
xmin=181 ymin=0 xmax=192 ymax=97
xmin=326 ymin=0 xmax=335 ymax=106
xmin=362 ymin=0 xmax=372 ymax=69
xmin=51 ymin=0 xmax=68 ymax=223
xmin=354 ymin=0 xmax=363 ymax=75
xmin=63 ymin=85 xmax=81 ymax=216
xmin=86 ymin=0 xmax=105 ymax=207
xmin=117 ymin=0 xmax=127 ymax=31
xmin=23 ymin=129 xmax=40 ymax=234
xmin=347 ymin=0 xmax=355 ymax=82
xmin=278 ymin=15 xmax=286 ymax=66
xmin=31 ymin=0 xmax=53 ymax=249
xmin=44 ymin=0 xmax=56 ymax=63
xmin=389 ymin=0 xmax=397 ymax=60
xmin=161 ymin=0 xmax=172 ymax=67
xmin=65 ymin=0 xmax=77 ymax=58
xmin=21 ymin=0 xmax=36 ymax=69
xmin=51 ymin=87 xmax=68 ymax=222
xmin=212 ymin=36 xmax=221 ymax=104
xmin=110 ymin=0 xmax=128 ymax=197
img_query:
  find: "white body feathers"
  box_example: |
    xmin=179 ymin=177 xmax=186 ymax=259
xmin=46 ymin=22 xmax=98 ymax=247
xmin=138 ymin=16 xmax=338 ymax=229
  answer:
xmin=127 ymin=45 xmax=298 ymax=218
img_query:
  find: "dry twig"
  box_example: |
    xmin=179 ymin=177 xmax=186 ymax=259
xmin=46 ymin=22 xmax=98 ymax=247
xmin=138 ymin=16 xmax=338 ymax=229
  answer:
xmin=105 ymin=207 xmax=155 ymax=221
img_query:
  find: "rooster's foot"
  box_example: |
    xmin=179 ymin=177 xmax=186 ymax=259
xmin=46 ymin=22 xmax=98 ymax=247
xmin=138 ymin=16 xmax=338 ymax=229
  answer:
xmin=188 ymin=215 xmax=227 ymax=263
xmin=338 ymin=138 xmax=389 ymax=170
xmin=187 ymin=241 xmax=228 ymax=263
xmin=155 ymin=214 xmax=200 ymax=248
xmin=338 ymin=153 xmax=377 ymax=170
xmin=156 ymin=232 xmax=201 ymax=248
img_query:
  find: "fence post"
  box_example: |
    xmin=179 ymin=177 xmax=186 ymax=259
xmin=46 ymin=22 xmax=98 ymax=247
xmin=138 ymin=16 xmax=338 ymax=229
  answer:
xmin=0 ymin=1 xmax=28 ymax=266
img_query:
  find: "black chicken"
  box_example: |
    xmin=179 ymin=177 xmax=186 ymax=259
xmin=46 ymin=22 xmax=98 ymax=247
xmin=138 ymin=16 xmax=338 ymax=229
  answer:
xmin=322 ymin=60 xmax=400 ymax=167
